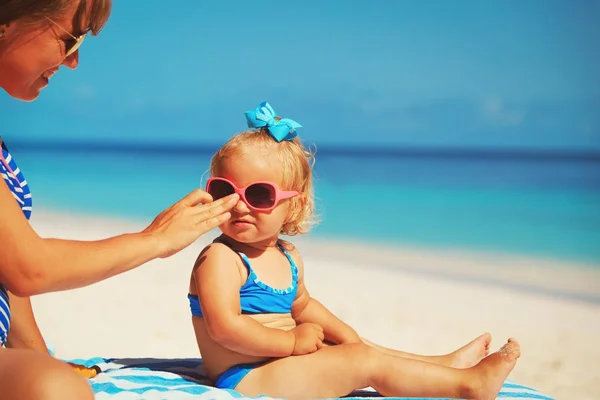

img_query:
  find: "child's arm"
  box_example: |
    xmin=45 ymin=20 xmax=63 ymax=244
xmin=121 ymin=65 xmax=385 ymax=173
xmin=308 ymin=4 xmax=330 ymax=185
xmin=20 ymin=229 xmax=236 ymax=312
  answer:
xmin=194 ymin=244 xmax=321 ymax=357
xmin=290 ymin=250 xmax=362 ymax=345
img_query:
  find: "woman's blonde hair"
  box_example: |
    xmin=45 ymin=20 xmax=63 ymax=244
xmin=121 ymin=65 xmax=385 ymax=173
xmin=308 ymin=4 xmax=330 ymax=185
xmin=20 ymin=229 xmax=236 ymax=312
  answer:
xmin=210 ymin=128 xmax=318 ymax=236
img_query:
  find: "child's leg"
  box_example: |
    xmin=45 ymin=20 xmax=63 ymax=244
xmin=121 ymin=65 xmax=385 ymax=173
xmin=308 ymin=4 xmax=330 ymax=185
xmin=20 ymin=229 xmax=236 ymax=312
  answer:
xmin=362 ymin=332 xmax=492 ymax=368
xmin=235 ymin=338 xmax=520 ymax=400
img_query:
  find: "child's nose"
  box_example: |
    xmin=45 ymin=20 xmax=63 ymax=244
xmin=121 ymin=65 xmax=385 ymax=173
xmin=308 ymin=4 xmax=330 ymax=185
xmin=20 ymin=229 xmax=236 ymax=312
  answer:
xmin=233 ymin=198 xmax=250 ymax=213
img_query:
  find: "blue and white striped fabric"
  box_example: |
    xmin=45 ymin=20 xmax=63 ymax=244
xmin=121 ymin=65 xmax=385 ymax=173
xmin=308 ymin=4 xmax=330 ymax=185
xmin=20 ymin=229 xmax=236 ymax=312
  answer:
xmin=0 ymin=286 xmax=9 ymax=346
xmin=1 ymin=139 xmax=33 ymax=220
xmin=68 ymin=357 xmax=555 ymax=400
xmin=0 ymin=138 xmax=33 ymax=347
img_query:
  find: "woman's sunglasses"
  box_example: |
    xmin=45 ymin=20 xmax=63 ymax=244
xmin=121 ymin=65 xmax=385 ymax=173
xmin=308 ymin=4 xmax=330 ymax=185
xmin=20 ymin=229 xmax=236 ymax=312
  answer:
xmin=206 ymin=177 xmax=299 ymax=212
xmin=46 ymin=17 xmax=86 ymax=58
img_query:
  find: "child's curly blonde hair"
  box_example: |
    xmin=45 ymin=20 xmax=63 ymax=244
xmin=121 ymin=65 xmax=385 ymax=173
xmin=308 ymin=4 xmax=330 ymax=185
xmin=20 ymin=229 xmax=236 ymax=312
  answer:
xmin=210 ymin=128 xmax=318 ymax=236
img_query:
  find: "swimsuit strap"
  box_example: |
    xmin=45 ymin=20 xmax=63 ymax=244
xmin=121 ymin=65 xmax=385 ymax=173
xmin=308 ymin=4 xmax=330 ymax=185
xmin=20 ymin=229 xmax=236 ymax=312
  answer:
xmin=213 ymin=238 xmax=298 ymax=295
xmin=275 ymin=242 xmax=299 ymax=286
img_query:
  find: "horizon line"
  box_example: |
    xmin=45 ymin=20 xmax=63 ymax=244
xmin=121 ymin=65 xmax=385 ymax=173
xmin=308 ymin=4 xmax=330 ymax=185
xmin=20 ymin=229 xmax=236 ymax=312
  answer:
xmin=7 ymin=139 xmax=600 ymax=162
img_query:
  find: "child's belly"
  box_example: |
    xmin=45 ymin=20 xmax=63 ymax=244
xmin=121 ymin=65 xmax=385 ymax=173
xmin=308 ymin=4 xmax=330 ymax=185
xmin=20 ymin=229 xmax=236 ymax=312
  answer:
xmin=248 ymin=313 xmax=297 ymax=330
xmin=192 ymin=313 xmax=296 ymax=382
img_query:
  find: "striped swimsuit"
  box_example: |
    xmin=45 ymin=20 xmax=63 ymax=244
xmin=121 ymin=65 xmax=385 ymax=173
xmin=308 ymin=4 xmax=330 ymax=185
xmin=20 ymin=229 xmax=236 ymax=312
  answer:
xmin=0 ymin=138 xmax=32 ymax=347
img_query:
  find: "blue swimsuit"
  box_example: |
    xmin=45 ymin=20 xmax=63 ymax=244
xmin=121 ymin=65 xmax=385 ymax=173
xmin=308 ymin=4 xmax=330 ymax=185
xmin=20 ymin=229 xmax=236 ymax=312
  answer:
xmin=0 ymin=138 xmax=33 ymax=347
xmin=188 ymin=241 xmax=299 ymax=390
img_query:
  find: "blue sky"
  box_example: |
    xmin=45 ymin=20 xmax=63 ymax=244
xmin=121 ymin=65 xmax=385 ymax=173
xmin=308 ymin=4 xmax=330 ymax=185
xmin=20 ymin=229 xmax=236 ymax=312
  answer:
xmin=2 ymin=0 xmax=599 ymax=149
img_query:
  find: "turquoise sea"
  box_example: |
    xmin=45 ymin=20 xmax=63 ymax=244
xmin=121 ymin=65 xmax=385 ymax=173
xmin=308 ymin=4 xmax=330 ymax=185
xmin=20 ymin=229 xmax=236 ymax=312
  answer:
xmin=8 ymin=141 xmax=600 ymax=265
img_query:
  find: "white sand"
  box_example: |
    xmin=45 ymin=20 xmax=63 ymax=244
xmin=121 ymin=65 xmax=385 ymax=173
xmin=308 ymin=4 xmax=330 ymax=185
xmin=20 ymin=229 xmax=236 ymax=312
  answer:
xmin=28 ymin=210 xmax=600 ymax=400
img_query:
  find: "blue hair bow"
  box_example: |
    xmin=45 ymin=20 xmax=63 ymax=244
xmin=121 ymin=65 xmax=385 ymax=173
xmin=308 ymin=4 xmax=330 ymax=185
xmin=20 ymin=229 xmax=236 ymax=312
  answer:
xmin=244 ymin=101 xmax=302 ymax=142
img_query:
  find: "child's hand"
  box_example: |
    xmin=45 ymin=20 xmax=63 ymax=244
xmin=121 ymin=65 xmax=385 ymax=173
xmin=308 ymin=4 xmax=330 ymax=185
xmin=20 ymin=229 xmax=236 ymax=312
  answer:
xmin=291 ymin=322 xmax=324 ymax=355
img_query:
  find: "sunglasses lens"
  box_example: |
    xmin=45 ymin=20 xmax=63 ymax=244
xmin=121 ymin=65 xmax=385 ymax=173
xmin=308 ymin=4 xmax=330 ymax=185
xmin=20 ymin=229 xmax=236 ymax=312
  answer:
xmin=207 ymin=179 xmax=234 ymax=200
xmin=246 ymin=183 xmax=276 ymax=209
xmin=66 ymin=35 xmax=85 ymax=57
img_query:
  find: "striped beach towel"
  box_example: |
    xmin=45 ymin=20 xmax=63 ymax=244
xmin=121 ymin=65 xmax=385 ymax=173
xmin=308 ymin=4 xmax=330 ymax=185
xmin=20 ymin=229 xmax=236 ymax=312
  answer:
xmin=69 ymin=357 xmax=555 ymax=400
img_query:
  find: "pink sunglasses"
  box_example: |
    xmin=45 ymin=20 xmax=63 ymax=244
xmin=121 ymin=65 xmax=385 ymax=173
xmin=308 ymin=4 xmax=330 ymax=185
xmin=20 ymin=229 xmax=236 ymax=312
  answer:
xmin=206 ymin=177 xmax=299 ymax=212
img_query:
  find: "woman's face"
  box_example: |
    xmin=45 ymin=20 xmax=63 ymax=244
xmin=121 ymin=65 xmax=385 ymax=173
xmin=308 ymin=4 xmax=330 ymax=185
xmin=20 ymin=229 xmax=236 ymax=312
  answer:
xmin=0 ymin=1 xmax=84 ymax=101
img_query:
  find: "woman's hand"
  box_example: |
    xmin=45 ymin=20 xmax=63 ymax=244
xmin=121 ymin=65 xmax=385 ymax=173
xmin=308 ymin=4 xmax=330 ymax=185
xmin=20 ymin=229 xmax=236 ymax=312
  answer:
xmin=143 ymin=189 xmax=239 ymax=258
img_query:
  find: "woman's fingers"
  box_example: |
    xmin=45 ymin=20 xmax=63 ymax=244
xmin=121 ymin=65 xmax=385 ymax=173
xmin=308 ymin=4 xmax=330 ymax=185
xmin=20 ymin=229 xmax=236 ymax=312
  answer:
xmin=194 ymin=211 xmax=232 ymax=235
xmin=177 ymin=189 xmax=215 ymax=208
xmin=191 ymin=193 xmax=239 ymax=220
xmin=144 ymin=191 xmax=239 ymax=258
xmin=190 ymin=194 xmax=238 ymax=234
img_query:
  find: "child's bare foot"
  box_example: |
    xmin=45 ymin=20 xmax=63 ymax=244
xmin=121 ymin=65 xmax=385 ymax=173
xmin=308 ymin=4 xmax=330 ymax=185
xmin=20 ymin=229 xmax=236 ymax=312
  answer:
xmin=450 ymin=332 xmax=492 ymax=368
xmin=465 ymin=338 xmax=521 ymax=400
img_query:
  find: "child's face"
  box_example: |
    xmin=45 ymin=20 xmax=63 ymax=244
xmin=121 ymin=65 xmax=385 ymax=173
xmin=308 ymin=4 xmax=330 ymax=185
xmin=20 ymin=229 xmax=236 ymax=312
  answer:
xmin=213 ymin=151 xmax=294 ymax=244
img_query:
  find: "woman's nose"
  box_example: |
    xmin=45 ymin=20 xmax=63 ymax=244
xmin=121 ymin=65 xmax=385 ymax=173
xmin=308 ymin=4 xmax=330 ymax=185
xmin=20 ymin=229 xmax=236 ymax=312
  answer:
xmin=62 ymin=50 xmax=79 ymax=69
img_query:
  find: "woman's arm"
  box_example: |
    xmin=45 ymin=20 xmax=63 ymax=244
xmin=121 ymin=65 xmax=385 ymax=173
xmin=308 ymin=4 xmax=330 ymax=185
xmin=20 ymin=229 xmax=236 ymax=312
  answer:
xmin=290 ymin=251 xmax=361 ymax=345
xmin=0 ymin=183 xmax=238 ymax=296
xmin=4 ymin=292 xmax=48 ymax=352
xmin=193 ymin=244 xmax=295 ymax=357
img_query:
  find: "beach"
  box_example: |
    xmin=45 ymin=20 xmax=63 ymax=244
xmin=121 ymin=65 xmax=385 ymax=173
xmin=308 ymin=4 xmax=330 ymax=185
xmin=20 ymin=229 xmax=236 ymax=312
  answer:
xmin=27 ymin=209 xmax=600 ymax=400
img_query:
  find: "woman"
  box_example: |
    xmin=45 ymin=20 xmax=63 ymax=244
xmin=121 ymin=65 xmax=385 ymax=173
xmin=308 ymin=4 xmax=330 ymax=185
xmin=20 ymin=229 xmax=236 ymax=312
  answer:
xmin=0 ymin=1 xmax=238 ymax=398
